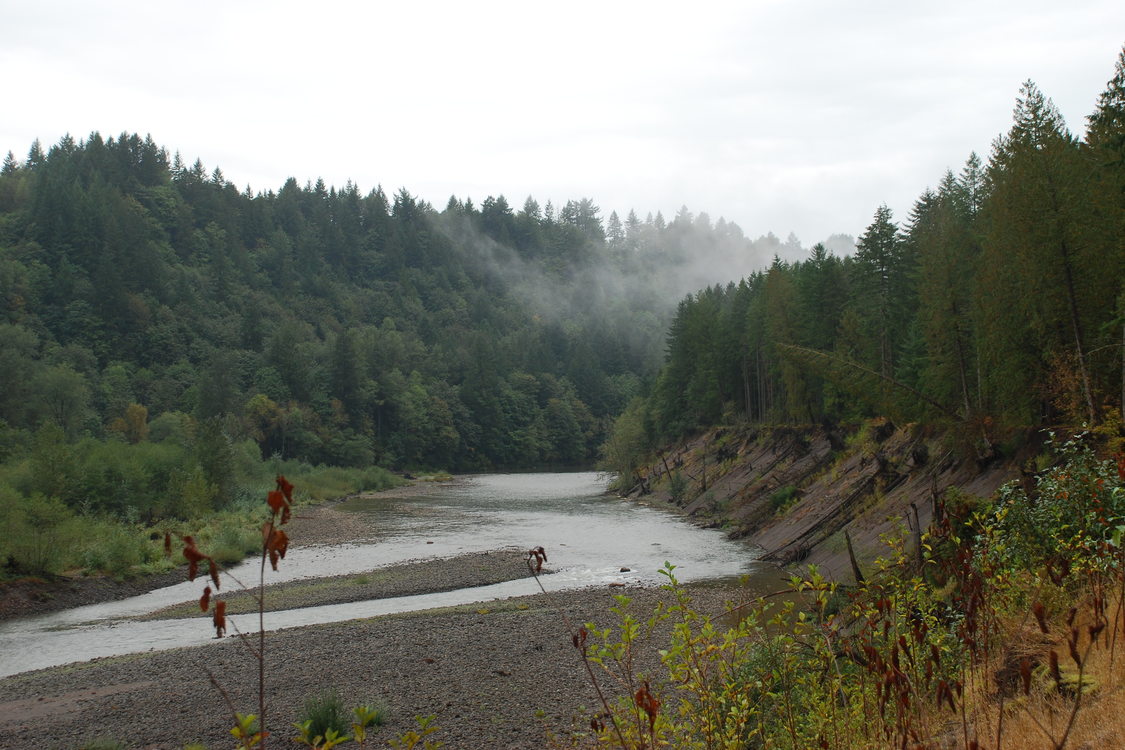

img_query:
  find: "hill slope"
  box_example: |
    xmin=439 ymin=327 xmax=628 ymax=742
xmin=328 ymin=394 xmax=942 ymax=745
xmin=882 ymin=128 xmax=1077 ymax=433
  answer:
xmin=625 ymin=421 xmax=1023 ymax=580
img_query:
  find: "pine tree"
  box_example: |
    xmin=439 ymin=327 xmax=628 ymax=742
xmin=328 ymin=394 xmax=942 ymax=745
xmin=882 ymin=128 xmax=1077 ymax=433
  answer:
xmin=910 ymin=169 xmax=979 ymax=418
xmin=979 ymin=81 xmax=1107 ymax=424
xmin=852 ymin=205 xmax=906 ymax=378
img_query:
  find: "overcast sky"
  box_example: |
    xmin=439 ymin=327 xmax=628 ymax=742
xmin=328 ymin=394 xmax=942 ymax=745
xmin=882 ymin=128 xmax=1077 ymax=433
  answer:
xmin=3 ymin=0 xmax=1122 ymax=248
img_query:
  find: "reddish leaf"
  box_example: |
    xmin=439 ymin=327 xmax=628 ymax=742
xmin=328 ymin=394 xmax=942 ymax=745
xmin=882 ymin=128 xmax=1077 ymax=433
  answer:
xmin=268 ymin=548 xmax=280 ymax=571
xmin=213 ymin=600 xmax=227 ymax=638
xmin=1019 ymin=657 xmax=1032 ymax=695
xmin=267 ymin=529 xmax=289 ymax=560
xmin=1049 ymin=650 xmax=1062 ymax=684
xmin=276 ymin=474 xmax=294 ymax=503
xmin=208 ymin=558 xmax=220 ymax=590
xmin=182 ymin=540 xmax=205 ymax=564
xmin=634 ymin=681 xmax=661 ymax=733
xmin=525 ymin=546 xmax=547 ymax=573
xmin=1033 ymin=602 xmax=1049 ymax=634
xmin=188 ymin=559 xmax=199 ymax=582
xmin=267 ymin=490 xmax=287 ymax=516
xmin=200 ymin=586 xmax=212 ymax=612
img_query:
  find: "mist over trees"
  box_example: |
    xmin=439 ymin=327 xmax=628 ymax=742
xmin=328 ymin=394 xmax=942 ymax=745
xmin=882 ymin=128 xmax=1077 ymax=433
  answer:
xmin=0 ymin=132 xmax=803 ymax=488
xmin=623 ymin=51 xmax=1125 ymax=459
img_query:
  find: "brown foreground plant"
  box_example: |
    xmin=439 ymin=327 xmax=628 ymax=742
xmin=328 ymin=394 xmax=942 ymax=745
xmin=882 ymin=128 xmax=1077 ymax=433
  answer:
xmin=170 ymin=474 xmax=294 ymax=749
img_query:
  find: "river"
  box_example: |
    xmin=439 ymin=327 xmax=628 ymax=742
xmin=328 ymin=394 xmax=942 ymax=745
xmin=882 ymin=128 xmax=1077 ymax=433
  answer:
xmin=0 ymin=472 xmax=766 ymax=678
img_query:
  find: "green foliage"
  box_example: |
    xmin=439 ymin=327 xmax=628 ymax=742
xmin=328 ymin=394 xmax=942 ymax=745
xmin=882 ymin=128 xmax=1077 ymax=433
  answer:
xmin=623 ymin=50 xmax=1125 ymax=441
xmin=2 ymin=125 xmax=786 ymax=474
xmin=348 ymin=706 xmax=389 ymax=746
xmin=80 ymin=521 xmax=158 ymax=578
xmin=387 ymin=715 xmax=442 ymax=749
xmin=570 ymin=436 xmax=1125 ymax=748
xmin=768 ymin=483 xmax=799 ymax=514
xmin=230 ymin=712 xmax=265 ymax=749
xmin=205 ymin=520 xmax=262 ymax=565
xmin=668 ymin=470 xmax=688 ymax=502
xmin=985 ymin=432 xmax=1125 ymax=574
xmin=297 ymin=688 xmax=348 ymax=742
xmin=598 ymin=398 xmax=651 ymax=490
xmin=0 ymin=489 xmax=75 ymax=574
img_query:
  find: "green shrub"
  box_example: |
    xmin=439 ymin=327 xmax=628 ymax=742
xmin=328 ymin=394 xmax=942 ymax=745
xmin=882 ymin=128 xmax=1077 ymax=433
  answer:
xmin=148 ymin=410 xmax=193 ymax=446
xmin=359 ymin=465 xmax=399 ymax=492
xmin=768 ymin=484 xmax=800 ymax=514
xmin=81 ymin=521 xmax=154 ymax=578
xmin=668 ymin=470 xmax=688 ymax=502
xmin=208 ymin=521 xmax=261 ymax=565
xmin=172 ymin=465 xmax=218 ymax=520
xmin=0 ymin=490 xmax=76 ymax=575
xmin=298 ymin=689 xmax=350 ymax=741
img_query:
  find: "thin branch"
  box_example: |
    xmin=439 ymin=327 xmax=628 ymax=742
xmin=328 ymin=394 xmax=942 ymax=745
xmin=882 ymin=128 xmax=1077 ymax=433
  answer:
xmin=777 ymin=343 xmax=961 ymax=421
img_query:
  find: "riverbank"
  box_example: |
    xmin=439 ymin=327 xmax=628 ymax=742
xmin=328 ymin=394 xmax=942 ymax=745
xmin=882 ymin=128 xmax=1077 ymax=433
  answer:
xmin=625 ymin=422 xmax=1021 ymax=582
xmin=0 ymin=480 xmax=763 ymax=748
xmin=0 ymin=567 xmax=749 ymax=749
xmin=0 ymin=483 xmax=422 ymax=621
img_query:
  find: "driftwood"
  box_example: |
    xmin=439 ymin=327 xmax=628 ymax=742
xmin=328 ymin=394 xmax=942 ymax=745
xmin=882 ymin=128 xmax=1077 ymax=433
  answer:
xmin=845 ymin=529 xmax=866 ymax=584
xmin=908 ymin=502 xmax=924 ymax=571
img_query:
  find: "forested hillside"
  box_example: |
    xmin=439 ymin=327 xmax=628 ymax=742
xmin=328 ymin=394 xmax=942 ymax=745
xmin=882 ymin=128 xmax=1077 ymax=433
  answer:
xmin=0 ymin=131 xmax=804 ymax=475
xmin=606 ymin=54 xmax=1125 ymax=474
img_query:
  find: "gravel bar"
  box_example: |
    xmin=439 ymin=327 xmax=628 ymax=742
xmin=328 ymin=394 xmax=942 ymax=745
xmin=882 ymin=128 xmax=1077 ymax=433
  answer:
xmin=0 ymin=578 xmax=748 ymax=749
xmin=0 ymin=483 xmax=759 ymax=748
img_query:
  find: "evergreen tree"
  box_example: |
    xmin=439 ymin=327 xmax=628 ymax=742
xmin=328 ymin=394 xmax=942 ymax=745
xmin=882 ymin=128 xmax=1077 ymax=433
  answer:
xmin=979 ymin=81 xmax=1109 ymax=424
xmin=851 ymin=204 xmax=907 ymax=378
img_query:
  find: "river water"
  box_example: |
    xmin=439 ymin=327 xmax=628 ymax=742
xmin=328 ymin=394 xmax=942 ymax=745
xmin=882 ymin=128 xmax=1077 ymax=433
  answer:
xmin=0 ymin=472 xmax=766 ymax=678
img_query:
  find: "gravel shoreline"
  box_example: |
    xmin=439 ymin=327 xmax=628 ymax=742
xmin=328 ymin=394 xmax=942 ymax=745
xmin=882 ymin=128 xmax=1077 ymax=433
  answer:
xmin=0 ymin=581 xmax=748 ymax=750
xmin=138 ymin=549 xmax=542 ymax=619
xmin=0 ymin=484 xmax=761 ymax=749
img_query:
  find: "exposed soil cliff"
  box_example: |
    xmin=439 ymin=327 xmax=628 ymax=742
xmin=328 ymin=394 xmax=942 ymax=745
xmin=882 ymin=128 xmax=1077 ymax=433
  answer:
xmin=625 ymin=420 xmax=1027 ymax=582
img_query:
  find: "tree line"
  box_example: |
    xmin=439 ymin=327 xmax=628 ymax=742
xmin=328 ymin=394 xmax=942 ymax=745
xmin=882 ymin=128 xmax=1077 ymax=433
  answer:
xmin=609 ymin=50 xmax=1125 ymax=468
xmin=0 ymin=128 xmax=803 ymax=508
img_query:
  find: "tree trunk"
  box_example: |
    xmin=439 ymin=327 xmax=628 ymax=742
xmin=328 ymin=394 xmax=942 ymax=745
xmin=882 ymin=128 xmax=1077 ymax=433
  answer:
xmin=909 ymin=502 xmax=924 ymax=571
xmin=951 ymin=300 xmax=972 ymax=418
xmin=1059 ymin=238 xmax=1096 ymax=423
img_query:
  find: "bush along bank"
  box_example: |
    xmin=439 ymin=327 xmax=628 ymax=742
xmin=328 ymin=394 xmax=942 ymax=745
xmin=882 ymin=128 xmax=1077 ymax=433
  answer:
xmin=569 ymin=431 xmax=1125 ymax=748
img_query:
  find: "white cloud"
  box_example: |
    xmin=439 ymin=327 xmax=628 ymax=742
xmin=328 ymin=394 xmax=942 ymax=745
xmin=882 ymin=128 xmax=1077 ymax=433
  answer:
xmin=2 ymin=0 xmax=1121 ymax=245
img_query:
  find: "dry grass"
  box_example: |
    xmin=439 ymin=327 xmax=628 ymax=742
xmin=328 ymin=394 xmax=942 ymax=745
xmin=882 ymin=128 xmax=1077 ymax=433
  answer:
xmin=989 ymin=613 xmax=1125 ymax=749
xmin=922 ymin=591 xmax=1125 ymax=750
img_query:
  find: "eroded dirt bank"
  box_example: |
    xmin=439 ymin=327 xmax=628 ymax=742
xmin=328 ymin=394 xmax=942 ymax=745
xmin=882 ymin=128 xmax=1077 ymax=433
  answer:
xmin=625 ymin=421 xmax=1025 ymax=581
